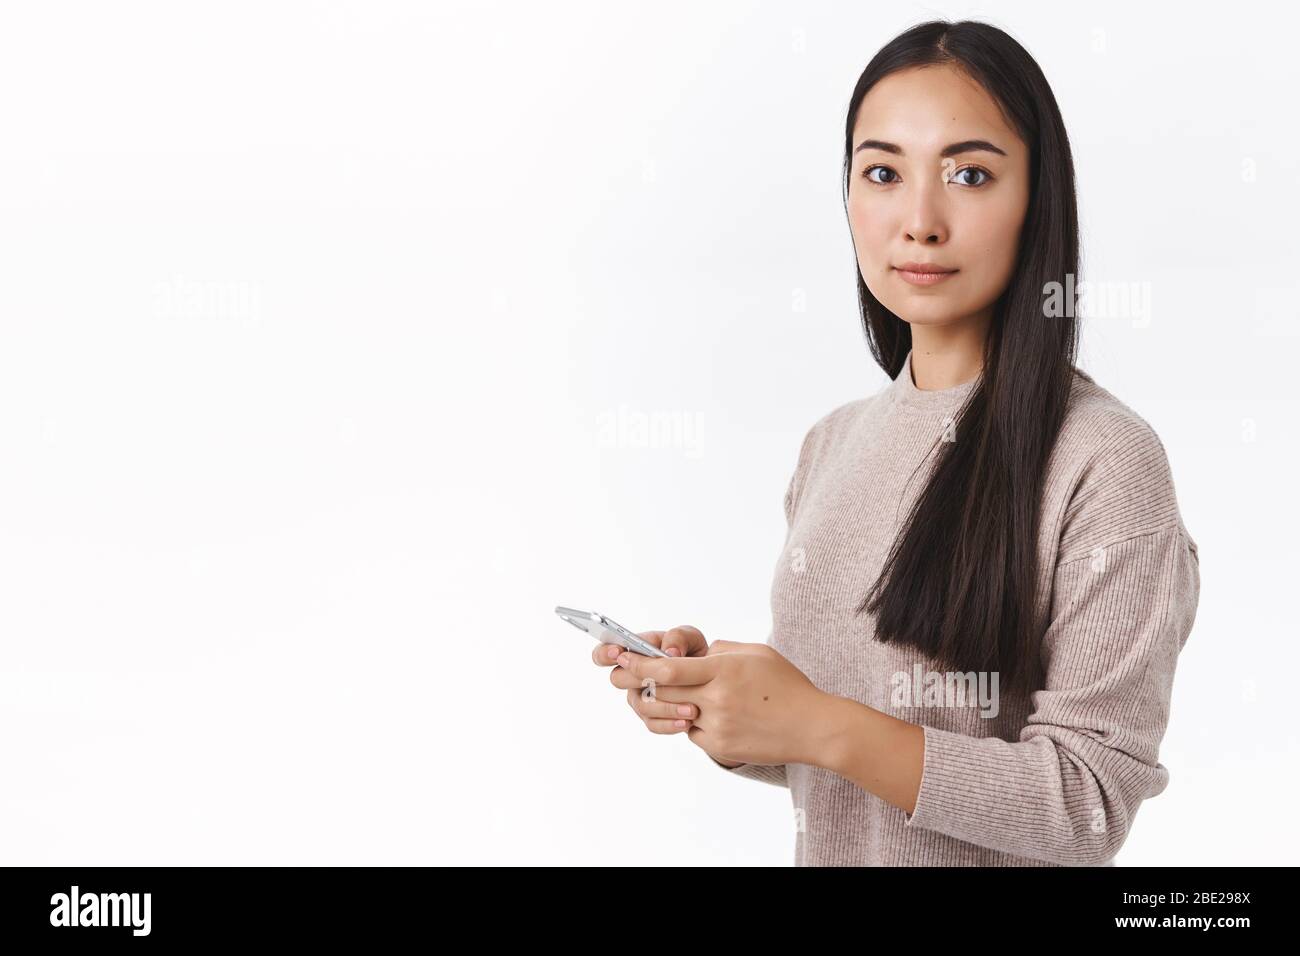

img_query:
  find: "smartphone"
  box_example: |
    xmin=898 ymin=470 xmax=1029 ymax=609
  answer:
xmin=554 ymin=606 xmax=670 ymax=658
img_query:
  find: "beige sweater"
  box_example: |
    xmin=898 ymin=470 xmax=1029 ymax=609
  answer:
xmin=716 ymin=350 xmax=1200 ymax=866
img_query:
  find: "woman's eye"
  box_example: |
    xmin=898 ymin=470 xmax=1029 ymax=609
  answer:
xmin=949 ymin=166 xmax=991 ymax=187
xmin=860 ymin=164 xmax=992 ymax=187
xmin=861 ymin=165 xmax=898 ymax=185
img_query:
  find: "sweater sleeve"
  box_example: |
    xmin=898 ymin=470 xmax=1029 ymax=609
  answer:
xmin=711 ymin=417 xmax=825 ymax=789
xmin=901 ymin=424 xmax=1201 ymax=864
xmin=712 ymin=754 xmax=789 ymax=786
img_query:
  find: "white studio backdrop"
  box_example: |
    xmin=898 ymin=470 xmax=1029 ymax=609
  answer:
xmin=0 ymin=0 xmax=1294 ymax=865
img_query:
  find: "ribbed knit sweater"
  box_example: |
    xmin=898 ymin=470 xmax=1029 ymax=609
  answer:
xmin=716 ymin=349 xmax=1200 ymax=866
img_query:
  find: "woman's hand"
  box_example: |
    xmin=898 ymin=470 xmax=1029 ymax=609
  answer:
xmin=610 ymin=634 xmax=838 ymax=768
xmin=591 ymin=625 xmax=710 ymax=735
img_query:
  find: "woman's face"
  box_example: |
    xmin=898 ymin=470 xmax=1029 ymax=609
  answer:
xmin=847 ymin=64 xmax=1031 ymax=332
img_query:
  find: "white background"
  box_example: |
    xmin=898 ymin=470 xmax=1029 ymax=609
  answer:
xmin=0 ymin=0 xmax=1294 ymax=865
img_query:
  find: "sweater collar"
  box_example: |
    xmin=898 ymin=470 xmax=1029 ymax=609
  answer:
xmin=890 ymin=349 xmax=980 ymax=412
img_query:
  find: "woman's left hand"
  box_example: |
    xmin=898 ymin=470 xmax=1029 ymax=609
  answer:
xmin=610 ymin=635 xmax=836 ymax=767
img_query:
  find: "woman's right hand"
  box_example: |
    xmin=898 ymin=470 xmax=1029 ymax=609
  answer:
xmin=591 ymin=625 xmax=709 ymax=735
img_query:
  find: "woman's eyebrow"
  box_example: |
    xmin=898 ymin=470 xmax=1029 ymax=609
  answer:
xmin=853 ymin=138 xmax=1007 ymax=158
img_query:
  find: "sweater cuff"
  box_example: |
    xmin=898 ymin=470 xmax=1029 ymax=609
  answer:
xmin=711 ymin=756 xmax=789 ymax=788
xmin=904 ymin=724 xmax=988 ymax=833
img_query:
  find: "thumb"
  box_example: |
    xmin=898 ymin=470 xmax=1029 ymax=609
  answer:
xmin=661 ymin=625 xmax=708 ymax=658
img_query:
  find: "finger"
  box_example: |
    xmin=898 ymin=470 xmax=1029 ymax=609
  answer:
xmin=626 ymin=688 xmax=699 ymax=722
xmin=641 ymin=716 xmax=694 ymax=734
xmin=614 ymin=649 xmax=715 ymax=686
xmin=607 ymin=668 xmax=702 ymax=706
xmin=610 ymin=666 xmax=646 ymax=691
xmin=591 ymin=642 xmax=623 ymax=667
xmin=660 ymin=625 xmax=708 ymax=658
xmin=591 ymin=631 xmax=665 ymax=667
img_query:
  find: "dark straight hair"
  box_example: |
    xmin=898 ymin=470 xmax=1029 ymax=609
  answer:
xmin=844 ymin=20 xmax=1080 ymax=696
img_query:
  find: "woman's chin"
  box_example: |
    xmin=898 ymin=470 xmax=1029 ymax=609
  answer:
xmin=885 ymin=307 xmax=966 ymax=328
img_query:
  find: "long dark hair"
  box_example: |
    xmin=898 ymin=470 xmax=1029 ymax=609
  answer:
xmin=845 ymin=20 xmax=1080 ymax=696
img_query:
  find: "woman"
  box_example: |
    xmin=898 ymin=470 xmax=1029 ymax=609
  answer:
xmin=593 ymin=19 xmax=1200 ymax=866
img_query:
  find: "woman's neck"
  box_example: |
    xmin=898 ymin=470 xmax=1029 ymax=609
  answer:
xmin=908 ymin=326 xmax=987 ymax=391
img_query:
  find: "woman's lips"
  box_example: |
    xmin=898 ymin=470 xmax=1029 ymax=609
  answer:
xmin=894 ymin=266 xmax=958 ymax=287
